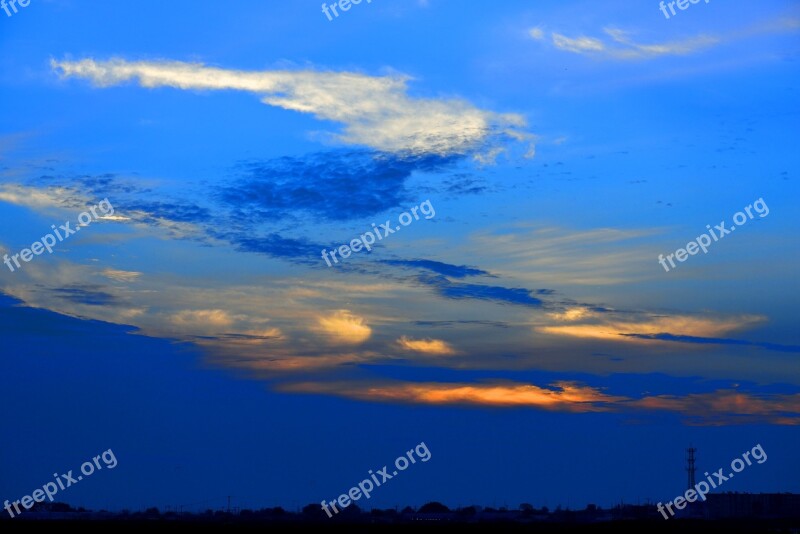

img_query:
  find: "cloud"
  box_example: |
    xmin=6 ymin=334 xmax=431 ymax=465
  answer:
xmin=547 ymin=307 xmax=597 ymax=322
xmin=220 ymin=150 xmax=455 ymax=222
xmin=633 ymin=390 xmax=800 ymax=426
xmin=0 ymin=184 xmax=85 ymax=210
xmin=120 ymin=200 xmax=211 ymax=224
xmin=383 ymin=259 xmax=491 ymax=278
xmin=0 ymin=180 xmax=205 ymax=240
xmin=397 ymin=336 xmax=458 ymax=355
xmin=538 ymin=27 xmax=719 ymax=60
xmin=532 ymin=17 xmax=800 ymax=61
xmin=468 ymin=225 xmax=656 ymax=286
xmin=539 ymin=314 xmax=765 ymax=342
xmin=552 ymin=33 xmax=606 ymax=54
xmin=192 ymin=327 xmax=283 ymax=346
xmin=538 ymin=312 xmax=800 ymax=354
xmin=622 ymin=333 xmax=800 ymax=354
xmin=416 ymin=274 xmax=548 ymax=307
xmin=171 ymin=309 xmax=235 ymax=330
xmin=412 ymin=320 xmax=510 ymax=329
xmin=282 ymin=380 xmax=625 ymax=411
xmin=100 ymin=268 xmax=142 ymax=282
xmin=280 ymin=379 xmax=800 ymax=424
xmin=316 ymin=310 xmax=372 ymax=344
xmin=224 ymin=352 xmax=377 ymax=372
xmin=603 ymin=28 xmax=719 ymax=58
xmin=223 ymin=232 xmax=325 ymax=262
xmin=50 ymin=284 xmax=121 ymax=307
xmin=52 ymin=58 xmax=534 ymax=158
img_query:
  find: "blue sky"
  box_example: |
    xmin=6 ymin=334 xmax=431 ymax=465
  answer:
xmin=1 ymin=0 xmax=799 ymax=513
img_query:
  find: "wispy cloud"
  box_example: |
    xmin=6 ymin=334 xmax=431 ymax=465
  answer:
xmin=552 ymin=33 xmax=607 ymax=54
xmin=539 ymin=314 xmax=765 ymax=342
xmin=100 ymin=268 xmax=142 ymax=283
xmin=281 ymin=379 xmax=800 ymax=425
xmin=622 ymin=333 xmax=800 ymax=353
xmin=633 ymin=389 xmax=800 ymax=426
xmin=283 ymin=380 xmax=625 ymax=411
xmin=171 ymin=309 xmax=235 ymax=331
xmin=531 ymin=16 xmax=800 ymax=60
xmin=0 ymin=184 xmax=85 ymax=210
xmin=543 ymin=27 xmax=718 ymax=59
xmin=603 ymin=28 xmax=719 ymax=58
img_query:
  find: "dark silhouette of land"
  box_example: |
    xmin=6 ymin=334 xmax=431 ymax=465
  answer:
xmin=2 ymin=493 xmax=799 ymax=531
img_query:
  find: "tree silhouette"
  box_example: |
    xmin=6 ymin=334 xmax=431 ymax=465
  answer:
xmin=418 ymin=502 xmax=450 ymax=513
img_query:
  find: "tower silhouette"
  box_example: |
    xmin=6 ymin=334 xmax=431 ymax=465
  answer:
xmin=686 ymin=446 xmax=697 ymax=490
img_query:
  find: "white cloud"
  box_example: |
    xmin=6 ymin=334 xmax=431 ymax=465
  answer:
xmin=532 ymin=16 xmax=799 ymax=61
xmin=552 ymin=33 xmax=606 ymax=53
xmin=603 ymin=28 xmax=719 ymax=59
xmin=529 ymin=27 xmax=545 ymax=40
xmin=0 ymin=184 xmax=83 ymax=210
xmin=537 ymin=27 xmax=718 ymax=60
xmin=52 ymin=58 xmax=534 ymax=157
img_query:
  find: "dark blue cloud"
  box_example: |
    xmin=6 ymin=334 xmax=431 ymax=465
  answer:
xmin=224 ymin=232 xmax=325 ymax=261
xmin=416 ymin=274 xmax=547 ymax=307
xmin=622 ymin=333 xmax=800 ymax=353
xmin=382 ymin=259 xmax=491 ymax=278
xmin=34 ymin=173 xmax=154 ymax=197
xmin=50 ymin=284 xmax=120 ymax=306
xmin=122 ymin=201 xmax=211 ymax=223
xmin=219 ymin=150 xmax=459 ymax=222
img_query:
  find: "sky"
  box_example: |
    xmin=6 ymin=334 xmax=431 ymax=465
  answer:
xmin=1 ymin=0 xmax=799 ymax=514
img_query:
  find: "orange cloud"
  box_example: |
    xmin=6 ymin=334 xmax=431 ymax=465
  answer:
xmin=279 ymin=379 xmax=800 ymax=425
xmin=539 ymin=314 xmax=765 ymax=343
xmin=316 ymin=310 xmax=372 ymax=344
xmin=281 ymin=380 xmax=625 ymax=412
xmin=547 ymin=307 xmax=597 ymax=322
xmin=632 ymin=390 xmax=800 ymax=426
xmin=397 ymin=336 xmax=458 ymax=355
